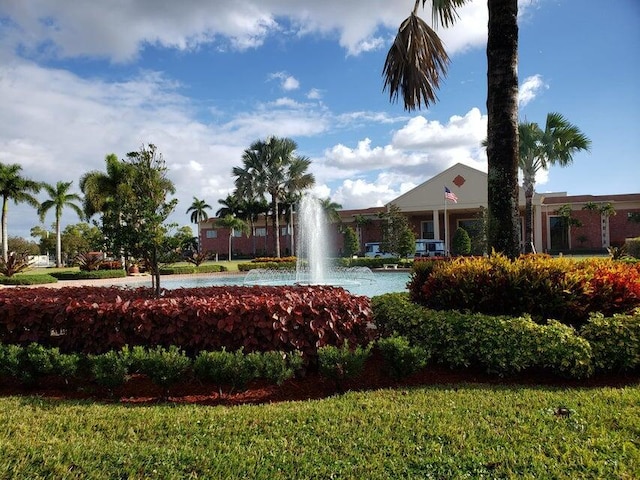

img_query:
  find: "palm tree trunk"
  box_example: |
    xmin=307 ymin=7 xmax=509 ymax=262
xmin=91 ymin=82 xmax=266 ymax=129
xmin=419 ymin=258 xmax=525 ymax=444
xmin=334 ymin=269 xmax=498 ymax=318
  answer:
xmin=55 ymin=215 xmax=62 ymax=268
xmin=523 ymin=177 xmax=535 ymax=253
xmin=2 ymin=197 xmax=8 ymax=262
xmin=272 ymin=195 xmax=281 ymax=258
xmin=486 ymin=0 xmax=520 ymax=259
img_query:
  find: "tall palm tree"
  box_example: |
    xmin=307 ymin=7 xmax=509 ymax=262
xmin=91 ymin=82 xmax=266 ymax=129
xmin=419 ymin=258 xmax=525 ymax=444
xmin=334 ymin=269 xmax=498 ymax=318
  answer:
xmin=0 ymin=163 xmax=42 ymax=261
xmin=384 ymin=0 xmax=521 ymax=257
xmin=216 ymin=194 xmax=244 ymax=218
xmin=519 ymin=113 xmax=591 ymax=253
xmin=38 ymin=181 xmax=84 ymax=267
xmin=234 ymin=137 xmax=314 ymax=257
xmin=186 ymin=197 xmax=211 ymax=224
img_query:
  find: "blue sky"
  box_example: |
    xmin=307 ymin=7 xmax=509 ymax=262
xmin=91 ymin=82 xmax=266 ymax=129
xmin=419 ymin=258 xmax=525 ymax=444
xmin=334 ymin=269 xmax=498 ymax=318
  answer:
xmin=0 ymin=0 xmax=638 ymax=239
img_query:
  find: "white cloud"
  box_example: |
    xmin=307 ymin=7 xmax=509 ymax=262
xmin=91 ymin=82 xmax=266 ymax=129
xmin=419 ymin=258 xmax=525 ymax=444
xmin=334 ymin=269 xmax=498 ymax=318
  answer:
xmin=0 ymin=0 xmax=511 ymax=62
xmin=519 ymin=74 xmax=547 ymax=107
xmin=307 ymin=88 xmax=323 ymax=100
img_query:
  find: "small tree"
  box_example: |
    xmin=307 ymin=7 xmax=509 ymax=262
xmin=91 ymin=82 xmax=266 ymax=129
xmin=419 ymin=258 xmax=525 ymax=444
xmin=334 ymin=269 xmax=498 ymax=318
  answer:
xmin=451 ymin=227 xmax=471 ymax=256
xmin=398 ymin=228 xmax=416 ymax=258
xmin=380 ymin=204 xmax=415 ymax=257
xmin=216 ymin=215 xmax=249 ymax=261
xmin=342 ymin=226 xmax=360 ymax=257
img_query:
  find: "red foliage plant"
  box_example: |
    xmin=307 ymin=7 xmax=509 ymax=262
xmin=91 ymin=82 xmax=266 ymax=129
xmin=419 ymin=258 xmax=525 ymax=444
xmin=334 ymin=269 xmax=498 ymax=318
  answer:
xmin=0 ymin=286 xmax=374 ymax=358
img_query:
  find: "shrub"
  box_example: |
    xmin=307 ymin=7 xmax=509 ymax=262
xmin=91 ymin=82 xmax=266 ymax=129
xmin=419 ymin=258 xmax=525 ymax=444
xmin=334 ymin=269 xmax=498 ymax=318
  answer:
xmin=158 ymin=265 xmax=196 ymax=275
xmin=75 ymin=252 xmax=104 ymax=271
xmin=89 ymin=350 xmax=129 ymax=391
xmin=451 ymin=227 xmax=471 ymax=256
xmin=0 ymin=252 xmax=33 ymax=277
xmin=580 ymin=312 xmax=640 ymax=372
xmin=133 ymin=345 xmax=191 ymax=393
xmin=376 ymin=335 xmax=428 ymax=379
xmin=193 ymin=348 xmax=257 ymax=390
xmin=49 ymin=270 xmax=126 ymax=281
xmin=195 ymin=264 xmax=228 ymax=274
xmin=238 ymin=262 xmax=296 ymax=271
xmin=18 ymin=343 xmax=80 ymax=385
xmin=337 ymin=257 xmax=403 ymax=269
xmin=407 ymin=258 xmax=449 ymax=302
xmin=0 ymin=343 xmax=22 ymax=379
xmin=372 ymin=292 xmax=428 ymax=343
xmin=625 ymin=237 xmax=640 ymax=259
xmin=318 ymin=341 xmax=372 ymax=390
xmin=412 ymin=254 xmax=640 ymax=326
xmin=538 ymin=320 xmax=593 ymax=379
xmin=99 ymin=260 xmax=123 ymax=270
xmin=252 ymin=256 xmax=297 ymax=263
xmin=0 ymin=274 xmax=58 ymax=285
xmin=253 ymin=350 xmax=304 ymax=385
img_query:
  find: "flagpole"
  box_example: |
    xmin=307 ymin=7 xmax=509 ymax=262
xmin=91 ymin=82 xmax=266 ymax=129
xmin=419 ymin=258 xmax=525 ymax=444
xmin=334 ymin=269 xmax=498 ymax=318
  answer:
xmin=444 ymin=187 xmax=448 ymax=256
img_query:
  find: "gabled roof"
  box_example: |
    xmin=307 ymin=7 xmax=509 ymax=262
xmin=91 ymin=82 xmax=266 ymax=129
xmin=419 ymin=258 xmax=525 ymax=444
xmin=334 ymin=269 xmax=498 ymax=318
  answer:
xmin=388 ymin=163 xmax=526 ymax=212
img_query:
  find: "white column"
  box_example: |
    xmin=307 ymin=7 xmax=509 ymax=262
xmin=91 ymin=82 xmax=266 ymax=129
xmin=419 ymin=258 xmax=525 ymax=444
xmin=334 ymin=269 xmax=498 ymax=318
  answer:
xmin=433 ymin=209 xmax=440 ymax=239
xmin=534 ymin=205 xmax=543 ymax=254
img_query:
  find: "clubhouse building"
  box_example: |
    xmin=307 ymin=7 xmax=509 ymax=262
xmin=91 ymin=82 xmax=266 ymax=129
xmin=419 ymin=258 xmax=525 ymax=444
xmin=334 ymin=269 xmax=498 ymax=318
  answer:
xmin=199 ymin=163 xmax=640 ymax=258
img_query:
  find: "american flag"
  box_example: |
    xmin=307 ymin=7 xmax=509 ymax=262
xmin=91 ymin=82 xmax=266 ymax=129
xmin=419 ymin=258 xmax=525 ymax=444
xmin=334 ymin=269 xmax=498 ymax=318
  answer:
xmin=444 ymin=186 xmax=458 ymax=203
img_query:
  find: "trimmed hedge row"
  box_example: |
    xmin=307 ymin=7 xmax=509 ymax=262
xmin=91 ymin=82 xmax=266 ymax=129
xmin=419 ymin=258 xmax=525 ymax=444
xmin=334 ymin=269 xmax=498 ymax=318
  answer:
xmin=373 ymin=292 xmax=640 ymax=378
xmin=50 ymin=269 xmax=127 ymax=281
xmin=0 ymin=274 xmax=58 ymax=285
xmin=410 ymin=254 xmax=640 ymax=326
xmin=0 ymin=285 xmax=374 ymax=358
xmin=238 ymin=262 xmax=296 ymax=271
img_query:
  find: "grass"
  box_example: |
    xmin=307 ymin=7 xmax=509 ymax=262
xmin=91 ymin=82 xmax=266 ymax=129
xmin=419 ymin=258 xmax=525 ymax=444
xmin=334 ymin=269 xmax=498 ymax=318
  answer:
xmin=0 ymin=384 xmax=638 ymax=479
xmin=20 ymin=260 xmax=244 ymax=276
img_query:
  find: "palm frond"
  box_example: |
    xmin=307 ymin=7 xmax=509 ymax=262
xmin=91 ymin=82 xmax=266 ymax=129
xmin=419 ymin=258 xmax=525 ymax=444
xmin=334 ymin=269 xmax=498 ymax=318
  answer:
xmin=427 ymin=0 xmax=468 ymax=28
xmin=383 ymin=13 xmax=449 ymax=111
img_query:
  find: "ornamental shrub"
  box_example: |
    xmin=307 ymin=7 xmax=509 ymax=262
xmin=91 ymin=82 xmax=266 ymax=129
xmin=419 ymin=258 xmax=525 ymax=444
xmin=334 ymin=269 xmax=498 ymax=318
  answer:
xmin=0 ymin=274 xmax=58 ymax=285
xmin=0 ymin=343 xmax=22 ymax=379
xmin=132 ymin=345 xmax=191 ymax=391
xmin=254 ymin=350 xmax=304 ymax=385
xmin=376 ymin=335 xmax=428 ymax=379
xmin=18 ymin=343 xmax=80 ymax=385
xmin=372 ymin=293 xmax=427 ymax=345
xmin=158 ymin=265 xmax=196 ymax=275
xmin=195 ymin=264 xmax=227 ymax=273
xmin=451 ymin=227 xmax=471 ymax=256
xmin=318 ymin=341 xmax=371 ymax=390
xmin=89 ymin=350 xmax=129 ymax=391
xmin=193 ymin=348 xmax=257 ymax=390
xmin=537 ymin=320 xmax=593 ymax=379
xmin=580 ymin=311 xmax=640 ymax=372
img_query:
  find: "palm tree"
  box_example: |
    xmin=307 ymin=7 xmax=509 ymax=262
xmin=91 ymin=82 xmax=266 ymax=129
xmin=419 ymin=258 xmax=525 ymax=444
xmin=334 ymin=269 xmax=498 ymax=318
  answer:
xmin=186 ymin=197 xmax=211 ymax=225
xmin=519 ymin=113 xmax=591 ymax=253
xmin=216 ymin=194 xmax=244 ymax=218
xmin=384 ymin=0 xmax=521 ymax=258
xmin=0 ymin=163 xmax=42 ymax=261
xmin=233 ymin=137 xmax=314 ymax=257
xmin=320 ymin=198 xmax=343 ymax=224
xmin=38 ymin=181 xmax=84 ymax=267
xmin=215 ymin=214 xmax=248 ymax=261
xmin=79 ymin=154 xmax=133 ymax=219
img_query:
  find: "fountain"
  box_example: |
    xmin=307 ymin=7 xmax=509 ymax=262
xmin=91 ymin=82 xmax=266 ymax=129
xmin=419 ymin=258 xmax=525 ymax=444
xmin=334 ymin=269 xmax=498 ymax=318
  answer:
xmin=243 ymin=194 xmax=375 ymax=288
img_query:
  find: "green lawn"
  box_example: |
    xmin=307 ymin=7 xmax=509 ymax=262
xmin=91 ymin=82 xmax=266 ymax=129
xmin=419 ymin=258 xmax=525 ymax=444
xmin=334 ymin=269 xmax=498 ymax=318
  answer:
xmin=1 ymin=384 xmax=637 ymax=479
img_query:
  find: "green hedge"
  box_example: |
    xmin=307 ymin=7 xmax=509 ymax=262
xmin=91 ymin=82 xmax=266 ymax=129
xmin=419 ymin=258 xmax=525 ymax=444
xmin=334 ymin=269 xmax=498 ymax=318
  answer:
xmin=336 ymin=257 xmax=411 ymax=269
xmin=580 ymin=312 xmax=640 ymax=372
xmin=626 ymin=237 xmax=640 ymax=259
xmin=238 ymin=262 xmax=296 ymax=271
xmin=50 ymin=270 xmax=126 ymax=281
xmin=158 ymin=265 xmax=196 ymax=275
xmin=372 ymin=293 xmax=594 ymax=378
xmin=0 ymin=274 xmax=58 ymax=285
xmin=195 ymin=264 xmax=228 ymax=274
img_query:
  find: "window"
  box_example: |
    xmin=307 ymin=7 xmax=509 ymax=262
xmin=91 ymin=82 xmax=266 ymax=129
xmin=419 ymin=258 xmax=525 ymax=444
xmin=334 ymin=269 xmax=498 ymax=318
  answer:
xmin=281 ymin=226 xmax=290 ymax=236
xmin=205 ymin=230 xmax=217 ymax=239
xmin=233 ymin=229 xmax=243 ymax=237
xmin=255 ymin=227 xmax=266 ymax=237
xmin=421 ymin=221 xmax=434 ymax=239
xmin=549 ymin=216 xmax=569 ymax=251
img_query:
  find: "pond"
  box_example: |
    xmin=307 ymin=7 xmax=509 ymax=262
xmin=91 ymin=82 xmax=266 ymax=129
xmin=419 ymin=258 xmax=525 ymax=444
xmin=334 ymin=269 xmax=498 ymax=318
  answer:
xmin=145 ymin=271 xmax=411 ymax=298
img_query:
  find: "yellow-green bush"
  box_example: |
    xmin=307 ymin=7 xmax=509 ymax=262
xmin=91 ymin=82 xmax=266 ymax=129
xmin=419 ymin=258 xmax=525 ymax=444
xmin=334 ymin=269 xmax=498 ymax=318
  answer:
xmin=580 ymin=311 xmax=640 ymax=372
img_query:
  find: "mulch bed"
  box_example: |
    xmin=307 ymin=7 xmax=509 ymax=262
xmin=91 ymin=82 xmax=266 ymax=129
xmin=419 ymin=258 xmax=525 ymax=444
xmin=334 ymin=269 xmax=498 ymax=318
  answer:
xmin=2 ymin=353 xmax=638 ymax=406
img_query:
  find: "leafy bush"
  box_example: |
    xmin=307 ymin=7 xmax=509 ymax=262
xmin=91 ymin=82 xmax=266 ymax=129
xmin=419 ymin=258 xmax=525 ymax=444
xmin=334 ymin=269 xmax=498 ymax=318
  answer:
xmin=49 ymin=270 xmax=126 ymax=280
xmin=133 ymin=345 xmax=191 ymax=392
xmin=89 ymin=350 xmax=129 ymax=391
xmin=252 ymin=256 xmax=297 ymax=263
xmin=412 ymin=254 xmax=640 ymax=326
xmin=0 ymin=252 xmax=33 ymax=277
xmin=337 ymin=257 xmax=404 ymax=269
xmin=184 ymin=250 xmax=212 ymax=267
xmin=238 ymin=262 xmax=296 ymax=271
xmin=254 ymin=350 xmax=304 ymax=385
xmin=75 ymin=252 xmax=104 ymax=271
xmin=451 ymin=227 xmax=471 ymax=256
xmin=0 ymin=343 xmax=22 ymax=379
xmin=18 ymin=343 xmax=80 ymax=385
xmin=376 ymin=335 xmax=428 ymax=379
xmin=372 ymin=294 xmax=594 ymax=378
xmin=580 ymin=312 xmax=640 ymax=372
xmin=193 ymin=348 xmax=257 ymax=390
xmin=0 ymin=274 xmax=58 ymax=285
xmin=195 ymin=264 xmax=228 ymax=274
xmin=625 ymin=237 xmax=640 ymax=259
xmin=407 ymin=258 xmax=449 ymax=302
xmin=318 ymin=341 xmax=372 ymax=390
xmin=158 ymin=265 xmax=196 ymax=275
